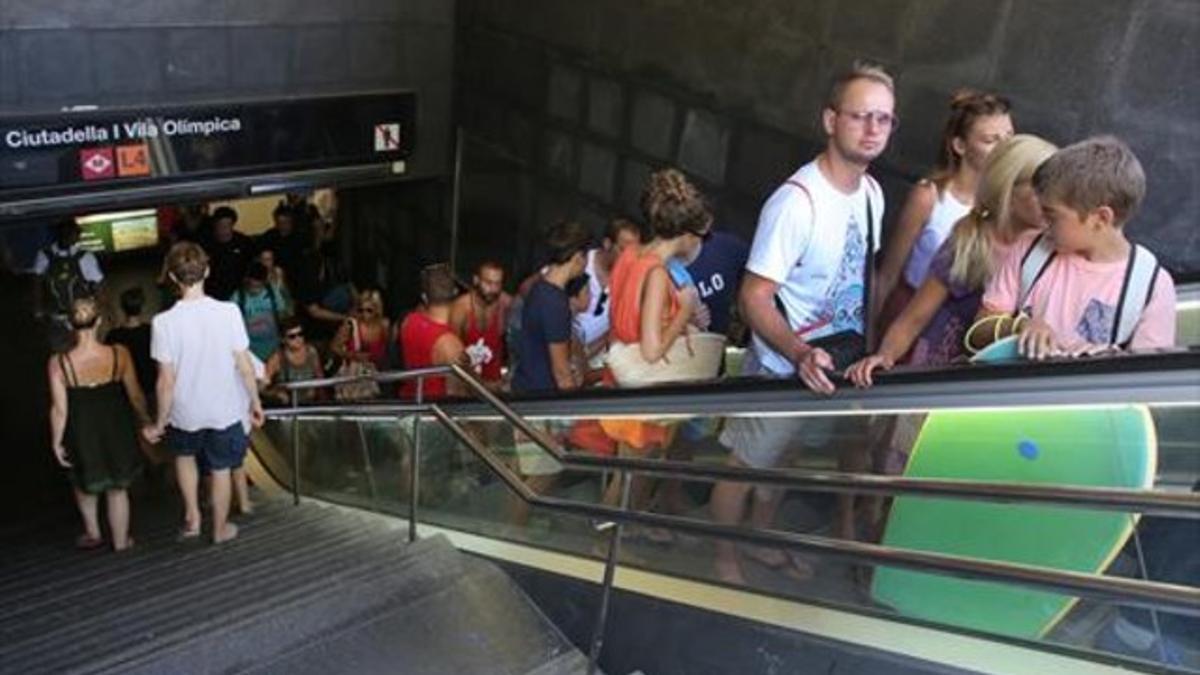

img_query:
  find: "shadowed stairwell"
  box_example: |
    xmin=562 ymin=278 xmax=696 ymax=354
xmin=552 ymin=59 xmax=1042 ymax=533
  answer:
xmin=0 ymin=496 xmax=588 ymax=675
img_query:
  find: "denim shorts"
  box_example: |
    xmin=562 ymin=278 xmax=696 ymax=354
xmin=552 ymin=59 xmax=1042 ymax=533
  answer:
xmin=166 ymin=422 xmax=249 ymax=473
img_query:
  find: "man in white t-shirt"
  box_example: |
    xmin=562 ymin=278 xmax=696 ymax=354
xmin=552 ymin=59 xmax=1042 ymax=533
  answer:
xmin=710 ymin=62 xmax=896 ymax=583
xmin=143 ymin=242 xmax=264 ymax=544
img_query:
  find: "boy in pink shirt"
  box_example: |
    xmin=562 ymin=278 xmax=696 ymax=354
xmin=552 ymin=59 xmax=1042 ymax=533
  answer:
xmin=974 ymin=136 xmax=1176 ymax=358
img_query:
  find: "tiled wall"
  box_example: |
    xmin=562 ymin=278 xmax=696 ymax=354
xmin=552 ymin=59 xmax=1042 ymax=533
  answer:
xmin=453 ymin=0 xmax=1200 ymax=279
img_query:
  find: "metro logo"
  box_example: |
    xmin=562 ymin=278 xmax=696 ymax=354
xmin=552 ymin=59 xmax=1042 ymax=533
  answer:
xmin=117 ymin=143 xmax=151 ymax=177
xmin=79 ymin=147 xmax=115 ymax=181
xmin=374 ymin=123 xmax=401 ymax=152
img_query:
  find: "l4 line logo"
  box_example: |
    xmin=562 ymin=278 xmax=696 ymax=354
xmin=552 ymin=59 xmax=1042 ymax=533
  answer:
xmin=79 ymin=143 xmax=152 ymax=181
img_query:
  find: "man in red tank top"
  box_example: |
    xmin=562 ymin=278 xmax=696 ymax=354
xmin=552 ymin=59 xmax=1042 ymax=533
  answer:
xmin=398 ymin=264 xmax=467 ymax=399
xmin=449 ymin=260 xmax=512 ymax=388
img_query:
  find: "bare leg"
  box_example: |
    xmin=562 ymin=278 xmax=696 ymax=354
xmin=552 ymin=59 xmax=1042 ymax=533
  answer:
xmin=105 ymin=489 xmax=132 ymax=551
xmin=836 ymin=441 xmax=872 ymax=541
xmin=233 ymin=467 xmax=253 ymax=515
xmin=175 ymin=455 xmax=201 ymax=533
xmin=73 ymin=487 xmax=101 ymax=542
xmin=511 ymin=472 xmax=557 ymax=527
xmin=210 ymin=468 xmax=238 ymax=543
xmin=659 ymin=440 xmax=697 ymax=515
xmin=743 ymin=487 xmax=814 ymax=579
xmin=710 ymin=471 xmax=752 ymax=584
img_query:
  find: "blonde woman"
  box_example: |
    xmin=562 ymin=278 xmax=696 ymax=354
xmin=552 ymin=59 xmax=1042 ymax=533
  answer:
xmin=847 ymin=134 xmax=1059 ymax=387
xmin=332 ymin=287 xmax=391 ymax=371
xmin=48 ymin=297 xmax=151 ymax=551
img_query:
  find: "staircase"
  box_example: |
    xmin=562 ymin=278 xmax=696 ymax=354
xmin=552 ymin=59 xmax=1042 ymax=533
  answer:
xmin=0 ymin=497 xmax=588 ymax=675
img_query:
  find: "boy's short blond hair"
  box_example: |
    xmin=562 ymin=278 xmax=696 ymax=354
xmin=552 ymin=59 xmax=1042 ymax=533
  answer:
xmin=1032 ymin=135 xmax=1146 ymax=227
xmin=164 ymin=241 xmax=209 ymax=287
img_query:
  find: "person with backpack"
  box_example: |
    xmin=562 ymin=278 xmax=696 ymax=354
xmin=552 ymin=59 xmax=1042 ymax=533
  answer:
xmin=845 ymin=134 xmax=1058 ymax=388
xmin=34 ymin=219 xmax=104 ymax=324
xmin=709 ymin=61 xmax=894 ymax=585
xmin=970 ymin=136 xmax=1177 ymax=357
xmin=232 ymin=262 xmax=289 ymax=362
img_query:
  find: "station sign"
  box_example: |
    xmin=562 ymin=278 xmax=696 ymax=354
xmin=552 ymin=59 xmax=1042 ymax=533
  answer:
xmin=0 ymin=91 xmax=416 ymax=202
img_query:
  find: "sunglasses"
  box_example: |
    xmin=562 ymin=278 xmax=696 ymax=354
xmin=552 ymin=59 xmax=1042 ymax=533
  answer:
xmin=284 ymin=331 xmax=304 ymax=340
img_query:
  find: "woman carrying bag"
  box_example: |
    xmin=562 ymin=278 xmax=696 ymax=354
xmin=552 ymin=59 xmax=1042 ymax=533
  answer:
xmin=330 ymin=287 xmax=389 ymax=401
xmin=599 ymin=168 xmax=724 ymax=531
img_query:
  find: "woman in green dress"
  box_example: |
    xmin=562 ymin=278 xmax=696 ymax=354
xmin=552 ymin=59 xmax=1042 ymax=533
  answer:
xmin=48 ymin=297 xmax=151 ymax=551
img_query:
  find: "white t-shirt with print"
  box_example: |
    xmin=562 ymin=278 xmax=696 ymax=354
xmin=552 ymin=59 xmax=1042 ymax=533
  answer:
xmin=151 ymin=296 xmax=252 ymax=432
xmin=744 ymin=160 xmax=884 ymax=375
xmin=574 ymin=248 xmax=611 ymax=347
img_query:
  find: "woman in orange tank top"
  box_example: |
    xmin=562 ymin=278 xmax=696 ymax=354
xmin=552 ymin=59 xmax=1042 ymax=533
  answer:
xmin=608 ymin=169 xmax=711 ymax=366
xmin=599 ymin=169 xmax=713 ymax=530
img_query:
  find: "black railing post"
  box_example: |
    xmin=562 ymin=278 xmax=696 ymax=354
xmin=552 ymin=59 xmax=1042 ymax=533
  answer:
xmin=408 ymin=377 xmax=424 ymax=543
xmin=588 ymin=471 xmax=632 ymax=675
xmin=289 ymin=389 xmax=300 ymax=505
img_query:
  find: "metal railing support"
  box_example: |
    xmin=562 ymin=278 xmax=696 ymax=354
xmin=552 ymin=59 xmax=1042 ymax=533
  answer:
xmin=289 ymin=389 xmax=301 ymax=506
xmin=408 ymin=378 xmax=424 ymax=544
xmin=588 ymin=471 xmax=631 ymax=675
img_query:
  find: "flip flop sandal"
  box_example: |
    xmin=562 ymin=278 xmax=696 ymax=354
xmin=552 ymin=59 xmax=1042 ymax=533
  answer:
xmin=176 ymin=527 xmax=201 ymax=542
xmin=75 ymin=534 xmax=104 ymax=550
xmin=742 ymin=545 xmax=790 ymax=569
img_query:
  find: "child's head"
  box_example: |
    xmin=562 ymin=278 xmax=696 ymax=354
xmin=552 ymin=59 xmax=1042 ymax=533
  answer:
xmin=1033 ymin=136 xmax=1146 ymax=252
xmin=948 ymin=134 xmax=1057 ymax=290
xmin=119 ymin=286 xmax=145 ymax=319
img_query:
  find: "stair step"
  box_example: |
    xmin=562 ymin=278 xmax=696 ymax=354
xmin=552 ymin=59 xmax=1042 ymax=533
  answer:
xmin=1 ymin=516 xmax=402 ymax=666
xmin=0 ymin=501 xmax=341 ymax=619
xmin=2 ymin=497 xmax=586 ymax=675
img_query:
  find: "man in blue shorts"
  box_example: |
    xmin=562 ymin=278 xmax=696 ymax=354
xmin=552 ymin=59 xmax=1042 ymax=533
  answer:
xmin=144 ymin=242 xmax=265 ymax=544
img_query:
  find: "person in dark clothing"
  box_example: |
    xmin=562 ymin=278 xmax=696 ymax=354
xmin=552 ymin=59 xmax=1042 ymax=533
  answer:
xmin=104 ymin=287 xmax=155 ymax=412
xmin=201 ymin=206 xmax=253 ymax=301
xmin=48 ymin=297 xmax=150 ymax=552
xmin=257 ymin=203 xmax=311 ymax=298
xmin=512 ymin=221 xmax=590 ymax=393
xmin=686 ymin=229 xmax=750 ymax=338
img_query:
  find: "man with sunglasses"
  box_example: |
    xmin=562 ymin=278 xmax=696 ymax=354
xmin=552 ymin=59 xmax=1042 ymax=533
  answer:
xmin=710 ymin=61 xmax=895 ymax=584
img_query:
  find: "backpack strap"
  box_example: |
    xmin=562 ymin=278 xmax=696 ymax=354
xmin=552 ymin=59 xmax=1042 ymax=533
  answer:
xmin=862 ymin=178 xmax=878 ymax=349
xmin=267 ymin=284 xmax=281 ymax=329
xmin=774 ymin=179 xmax=818 ymax=327
xmin=1017 ymin=233 xmax=1057 ymax=315
xmin=1113 ymin=244 xmax=1160 ymax=348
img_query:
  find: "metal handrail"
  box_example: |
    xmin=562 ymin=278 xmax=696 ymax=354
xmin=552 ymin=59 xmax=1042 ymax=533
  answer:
xmin=265 ymin=362 xmax=1200 ymax=519
xmin=425 ymin=404 xmax=1200 ymax=616
xmin=268 ymin=363 xmax=1200 ymax=673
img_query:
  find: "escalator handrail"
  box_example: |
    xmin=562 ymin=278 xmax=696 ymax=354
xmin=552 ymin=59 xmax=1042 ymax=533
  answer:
xmin=427 ymin=404 xmax=1200 ymax=616
xmin=264 ymin=395 xmax=1200 ymax=520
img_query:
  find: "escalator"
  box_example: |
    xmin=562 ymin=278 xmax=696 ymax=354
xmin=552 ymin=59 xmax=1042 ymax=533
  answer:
xmin=2 ymin=353 xmax=1196 ymax=674
xmin=250 ymin=352 xmax=1200 ymax=674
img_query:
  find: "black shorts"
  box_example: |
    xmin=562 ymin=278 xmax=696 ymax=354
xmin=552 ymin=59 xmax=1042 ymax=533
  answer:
xmin=166 ymin=422 xmax=248 ymax=473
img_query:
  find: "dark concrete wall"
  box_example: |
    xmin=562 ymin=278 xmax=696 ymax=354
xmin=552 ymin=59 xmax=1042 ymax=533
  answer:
xmin=0 ymin=0 xmax=456 ymax=179
xmin=453 ymin=0 xmax=1199 ymax=278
